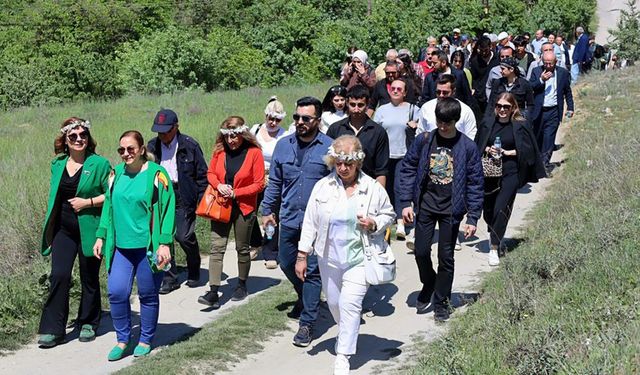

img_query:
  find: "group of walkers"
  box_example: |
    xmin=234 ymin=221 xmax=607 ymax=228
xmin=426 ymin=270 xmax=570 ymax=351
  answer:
xmin=37 ymin=25 xmax=582 ymax=374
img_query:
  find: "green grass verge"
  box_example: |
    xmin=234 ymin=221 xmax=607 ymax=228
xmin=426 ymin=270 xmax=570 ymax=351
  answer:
xmin=116 ymin=283 xmax=296 ymax=374
xmin=403 ymin=68 xmax=640 ymax=374
xmin=0 ymin=82 xmax=328 ymax=351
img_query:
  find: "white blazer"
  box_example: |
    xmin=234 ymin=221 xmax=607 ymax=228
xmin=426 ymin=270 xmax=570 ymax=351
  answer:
xmin=298 ymin=171 xmax=395 ymax=259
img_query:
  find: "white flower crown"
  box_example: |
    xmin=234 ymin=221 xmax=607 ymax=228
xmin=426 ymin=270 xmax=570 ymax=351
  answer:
xmin=220 ymin=125 xmax=249 ymax=135
xmin=60 ymin=119 xmax=91 ymax=134
xmin=327 ymin=145 xmax=365 ymax=162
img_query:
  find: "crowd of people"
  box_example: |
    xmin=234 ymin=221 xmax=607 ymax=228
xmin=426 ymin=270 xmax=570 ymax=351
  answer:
xmin=38 ymin=26 xmax=589 ymax=374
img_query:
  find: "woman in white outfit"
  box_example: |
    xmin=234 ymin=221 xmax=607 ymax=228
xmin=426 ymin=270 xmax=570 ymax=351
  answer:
xmin=295 ymin=135 xmax=395 ymax=375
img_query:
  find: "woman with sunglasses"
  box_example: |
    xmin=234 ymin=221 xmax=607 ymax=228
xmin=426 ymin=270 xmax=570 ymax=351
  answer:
xmin=373 ymin=78 xmax=420 ymax=239
xmin=487 ymin=57 xmax=534 ymax=120
xmin=199 ymin=116 xmax=264 ymax=309
xmin=296 ymin=135 xmax=395 ymax=375
xmin=476 ymin=93 xmax=545 ymax=266
xmin=38 ymin=118 xmax=111 ymax=348
xmin=249 ymin=97 xmax=287 ymax=269
xmin=320 ymin=85 xmax=348 ymax=132
xmin=93 ymin=130 xmax=175 ymax=360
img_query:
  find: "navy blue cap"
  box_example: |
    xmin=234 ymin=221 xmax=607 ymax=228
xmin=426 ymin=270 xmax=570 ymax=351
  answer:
xmin=151 ymin=109 xmax=178 ymax=132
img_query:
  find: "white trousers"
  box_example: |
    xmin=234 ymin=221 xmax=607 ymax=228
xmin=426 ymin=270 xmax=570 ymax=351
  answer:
xmin=318 ymin=260 xmax=369 ymax=355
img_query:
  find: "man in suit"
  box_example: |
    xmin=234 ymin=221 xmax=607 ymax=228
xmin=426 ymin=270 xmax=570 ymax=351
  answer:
xmin=530 ymin=52 xmax=574 ymax=173
xmin=420 ymin=50 xmax=473 ymax=107
xmin=571 ymin=26 xmax=590 ymax=85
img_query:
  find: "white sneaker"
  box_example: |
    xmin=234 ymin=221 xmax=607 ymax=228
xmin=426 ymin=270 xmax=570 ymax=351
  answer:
xmin=488 ymin=249 xmax=500 ymax=266
xmin=406 ymin=228 xmax=415 ymax=252
xmin=334 ymin=354 xmax=350 ymax=375
xmin=396 ymin=221 xmax=406 ymax=240
xmin=454 ymin=237 xmax=462 ymax=251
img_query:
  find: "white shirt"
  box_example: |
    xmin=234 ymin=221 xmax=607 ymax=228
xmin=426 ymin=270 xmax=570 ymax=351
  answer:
xmin=160 ymin=136 xmax=179 ymax=183
xmin=321 ymin=110 xmax=347 ymax=130
xmin=251 ymin=124 xmax=286 ymax=170
xmin=417 ymin=98 xmax=477 ymax=140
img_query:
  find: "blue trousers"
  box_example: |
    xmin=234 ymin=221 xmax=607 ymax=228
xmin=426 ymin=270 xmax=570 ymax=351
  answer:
xmin=108 ymin=248 xmax=163 ymax=345
xmin=278 ymin=225 xmax=321 ymax=328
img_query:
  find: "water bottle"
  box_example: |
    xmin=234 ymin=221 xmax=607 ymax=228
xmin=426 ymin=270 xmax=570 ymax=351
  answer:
xmin=265 ymin=223 xmax=276 ymax=240
xmin=493 ymin=136 xmax=502 ymax=159
xmin=148 ymin=251 xmax=171 ymax=272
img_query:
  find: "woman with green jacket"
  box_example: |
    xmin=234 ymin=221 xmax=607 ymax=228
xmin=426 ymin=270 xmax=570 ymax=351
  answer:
xmin=93 ymin=130 xmax=175 ymax=361
xmin=38 ymin=117 xmax=111 ymax=348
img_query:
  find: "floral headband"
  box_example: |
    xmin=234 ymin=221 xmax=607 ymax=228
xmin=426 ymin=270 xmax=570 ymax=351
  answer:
xmin=60 ymin=119 xmax=91 ymax=134
xmin=327 ymin=145 xmax=365 ymax=162
xmin=220 ymin=125 xmax=249 ymax=135
xmin=266 ymin=111 xmax=286 ymax=120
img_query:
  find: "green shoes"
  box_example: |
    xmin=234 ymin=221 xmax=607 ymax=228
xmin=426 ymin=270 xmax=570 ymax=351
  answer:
xmin=108 ymin=342 xmax=132 ymax=361
xmin=38 ymin=334 xmax=64 ymax=348
xmin=78 ymin=324 xmax=96 ymax=342
xmin=133 ymin=343 xmax=152 ymax=357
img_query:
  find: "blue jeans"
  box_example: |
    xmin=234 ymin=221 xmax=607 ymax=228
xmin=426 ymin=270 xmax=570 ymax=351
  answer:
xmin=278 ymin=225 xmax=321 ymax=328
xmin=571 ymin=63 xmax=580 ymax=85
xmin=108 ymin=248 xmax=163 ymax=345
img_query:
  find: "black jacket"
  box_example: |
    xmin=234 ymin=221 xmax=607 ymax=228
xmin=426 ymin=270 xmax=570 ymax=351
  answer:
xmin=476 ymin=118 xmax=546 ymax=187
xmin=420 ymin=68 xmax=474 ymax=107
xmin=487 ymin=77 xmax=534 ymax=115
xmin=469 ymin=53 xmax=500 ymax=104
xmin=148 ymin=132 xmax=208 ymax=211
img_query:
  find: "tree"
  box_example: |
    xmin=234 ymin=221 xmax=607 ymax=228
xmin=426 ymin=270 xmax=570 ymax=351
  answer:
xmin=608 ymin=0 xmax=640 ymax=63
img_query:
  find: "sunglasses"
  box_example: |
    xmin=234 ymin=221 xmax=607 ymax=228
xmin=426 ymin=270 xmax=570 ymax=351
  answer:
xmin=390 ymin=87 xmax=404 ymax=92
xmin=67 ymin=132 xmax=88 ymax=142
xmin=117 ymin=146 xmax=138 ymax=156
xmin=348 ymin=102 xmax=366 ymax=108
xmin=495 ymin=104 xmax=513 ymax=111
xmin=335 ymin=161 xmax=356 ymax=167
xmin=292 ymin=114 xmax=317 ymax=123
xmin=268 ymin=116 xmax=282 ymax=123
xmin=435 ymin=90 xmax=451 ymax=96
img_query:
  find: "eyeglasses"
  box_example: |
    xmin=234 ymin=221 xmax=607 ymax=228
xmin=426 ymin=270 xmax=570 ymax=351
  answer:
xmin=292 ymin=114 xmax=317 ymax=123
xmin=348 ymin=102 xmax=366 ymax=108
xmin=67 ymin=132 xmax=88 ymax=142
xmin=268 ymin=116 xmax=282 ymax=123
xmin=495 ymin=104 xmax=513 ymax=111
xmin=117 ymin=146 xmax=138 ymax=155
xmin=435 ymin=90 xmax=452 ymax=96
xmin=335 ymin=161 xmax=356 ymax=167
xmin=390 ymin=87 xmax=404 ymax=92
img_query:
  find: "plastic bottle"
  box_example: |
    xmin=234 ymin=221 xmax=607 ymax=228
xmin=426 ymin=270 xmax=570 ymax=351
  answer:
xmin=148 ymin=251 xmax=171 ymax=272
xmin=265 ymin=223 xmax=276 ymax=240
xmin=493 ymin=136 xmax=502 ymax=159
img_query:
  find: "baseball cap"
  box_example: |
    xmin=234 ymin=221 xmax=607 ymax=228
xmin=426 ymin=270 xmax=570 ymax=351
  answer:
xmin=453 ymin=28 xmax=461 ymax=34
xmin=152 ymin=109 xmax=178 ymax=133
xmin=498 ymin=31 xmax=509 ymax=41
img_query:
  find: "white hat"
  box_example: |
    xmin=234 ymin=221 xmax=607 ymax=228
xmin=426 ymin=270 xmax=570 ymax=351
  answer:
xmin=498 ymin=31 xmax=509 ymax=40
xmin=453 ymin=28 xmax=461 ymax=33
xmin=488 ymin=33 xmax=498 ymax=43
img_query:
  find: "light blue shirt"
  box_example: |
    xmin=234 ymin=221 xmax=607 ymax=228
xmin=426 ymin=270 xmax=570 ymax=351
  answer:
xmin=542 ymin=72 xmax=558 ymax=107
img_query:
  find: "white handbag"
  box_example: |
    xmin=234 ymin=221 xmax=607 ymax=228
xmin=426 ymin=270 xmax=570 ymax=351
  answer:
xmin=361 ymin=230 xmax=396 ymax=285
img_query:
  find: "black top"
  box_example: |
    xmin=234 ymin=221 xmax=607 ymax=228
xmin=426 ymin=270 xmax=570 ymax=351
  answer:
xmin=489 ymin=121 xmax=518 ymax=176
xmin=225 ymin=146 xmax=248 ymax=185
xmin=469 ymin=53 xmax=500 ymax=103
xmin=488 ymin=77 xmax=534 ymax=113
xmin=420 ymin=132 xmax=460 ymax=214
xmin=296 ymin=138 xmax=311 ymax=167
xmin=326 ymin=117 xmax=390 ymax=178
xmin=58 ymin=166 xmax=82 ymax=236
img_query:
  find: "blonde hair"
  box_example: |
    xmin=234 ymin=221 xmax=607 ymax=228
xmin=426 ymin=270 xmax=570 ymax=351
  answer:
xmin=323 ymin=135 xmax=364 ymax=170
xmin=264 ymin=96 xmax=286 ymax=118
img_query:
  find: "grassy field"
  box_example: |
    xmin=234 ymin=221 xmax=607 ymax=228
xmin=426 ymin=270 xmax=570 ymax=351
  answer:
xmin=402 ymin=68 xmax=640 ymax=374
xmin=0 ymin=83 xmax=328 ymax=350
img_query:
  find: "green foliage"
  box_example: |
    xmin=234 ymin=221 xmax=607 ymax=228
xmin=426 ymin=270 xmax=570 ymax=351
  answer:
xmin=608 ymin=0 xmax=640 ymax=63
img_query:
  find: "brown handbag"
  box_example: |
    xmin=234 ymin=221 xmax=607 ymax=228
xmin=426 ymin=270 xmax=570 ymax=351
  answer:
xmin=195 ymin=185 xmax=232 ymax=223
xmin=481 ymin=153 xmax=503 ymax=178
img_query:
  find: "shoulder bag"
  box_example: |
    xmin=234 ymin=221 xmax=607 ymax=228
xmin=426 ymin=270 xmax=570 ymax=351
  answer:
xmin=481 ymin=153 xmax=502 ymax=178
xmin=360 ymin=183 xmax=396 ymax=285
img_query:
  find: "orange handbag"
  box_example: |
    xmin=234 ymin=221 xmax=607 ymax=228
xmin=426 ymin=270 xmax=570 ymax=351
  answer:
xmin=195 ymin=185 xmax=232 ymax=223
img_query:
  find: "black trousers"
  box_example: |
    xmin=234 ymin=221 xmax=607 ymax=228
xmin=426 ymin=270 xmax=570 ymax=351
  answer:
xmin=483 ymin=174 xmax=519 ymax=247
xmin=39 ymin=229 xmax=102 ymax=336
xmin=249 ymin=190 xmax=279 ymax=262
xmin=414 ymin=210 xmax=460 ymax=308
xmin=165 ymin=185 xmax=201 ymax=282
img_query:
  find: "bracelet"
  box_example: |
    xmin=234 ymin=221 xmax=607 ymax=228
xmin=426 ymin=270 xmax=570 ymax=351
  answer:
xmin=90 ymin=197 xmax=94 ymax=207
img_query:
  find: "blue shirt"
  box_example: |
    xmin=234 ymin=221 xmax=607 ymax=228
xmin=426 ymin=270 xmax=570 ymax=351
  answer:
xmin=261 ymin=132 xmax=332 ymax=229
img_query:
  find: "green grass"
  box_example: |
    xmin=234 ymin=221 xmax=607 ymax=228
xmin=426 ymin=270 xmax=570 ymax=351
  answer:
xmin=0 ymin=82 xmax=328 ymax=350
xmin=402 ymin=68 xmax=640 ymax=374
xmin=116 ymin=283 xmax=297 ymax=374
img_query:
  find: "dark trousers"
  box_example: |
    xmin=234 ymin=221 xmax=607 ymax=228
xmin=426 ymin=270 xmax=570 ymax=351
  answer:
xmin=533 ymin=107 xmax=560 ymax=166
xmin=386 ymin=158 xmax=410 ymax=225
xmin=278 ymin=225 xmax=321 ymax=328
xmin=414 ymin=210 xmax=459 ymax=309
xmin=39 ymin=229 xmax=102 ymax=336
xmin=165 ymin=185 xmax=201 ymax=282
xmin=250 ymin=190 xmax=279 ymax=261
xmin=483 ymin=174 xmax=519 ymax=247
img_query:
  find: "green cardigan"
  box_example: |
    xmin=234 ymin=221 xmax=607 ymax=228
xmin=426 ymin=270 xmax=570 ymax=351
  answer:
xmin=41 ymin=153 xmax=111 ymax=257
xmin=96 ymin=161 xmax=176 ymax=273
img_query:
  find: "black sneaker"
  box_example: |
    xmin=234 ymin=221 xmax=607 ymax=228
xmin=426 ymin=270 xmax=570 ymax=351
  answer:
xmin=185 ymin=279 xmax=199 ymax=288
xmin=287 ymin=300 xmax=303 ymax=319
xmin=159 ymin=279 xmax=180 ymax=295
xmin=434 ymin=306 xmax=450 ymax=322
xmin=292 ymin=325 xmax=312 ymax=347
xmin=198 ymin=291 xmax=220 ymax=309
xmin=416 ymin=287 xmax=434 ymax=313
xmin=231 ymin=286 xmax=248 ymax=301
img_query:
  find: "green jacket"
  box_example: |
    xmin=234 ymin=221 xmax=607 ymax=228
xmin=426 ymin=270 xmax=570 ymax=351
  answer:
xmin=96 ymin=161 xmax=176 ymax=273
xmin=41 ymin=153 xmax=111 ymax=257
